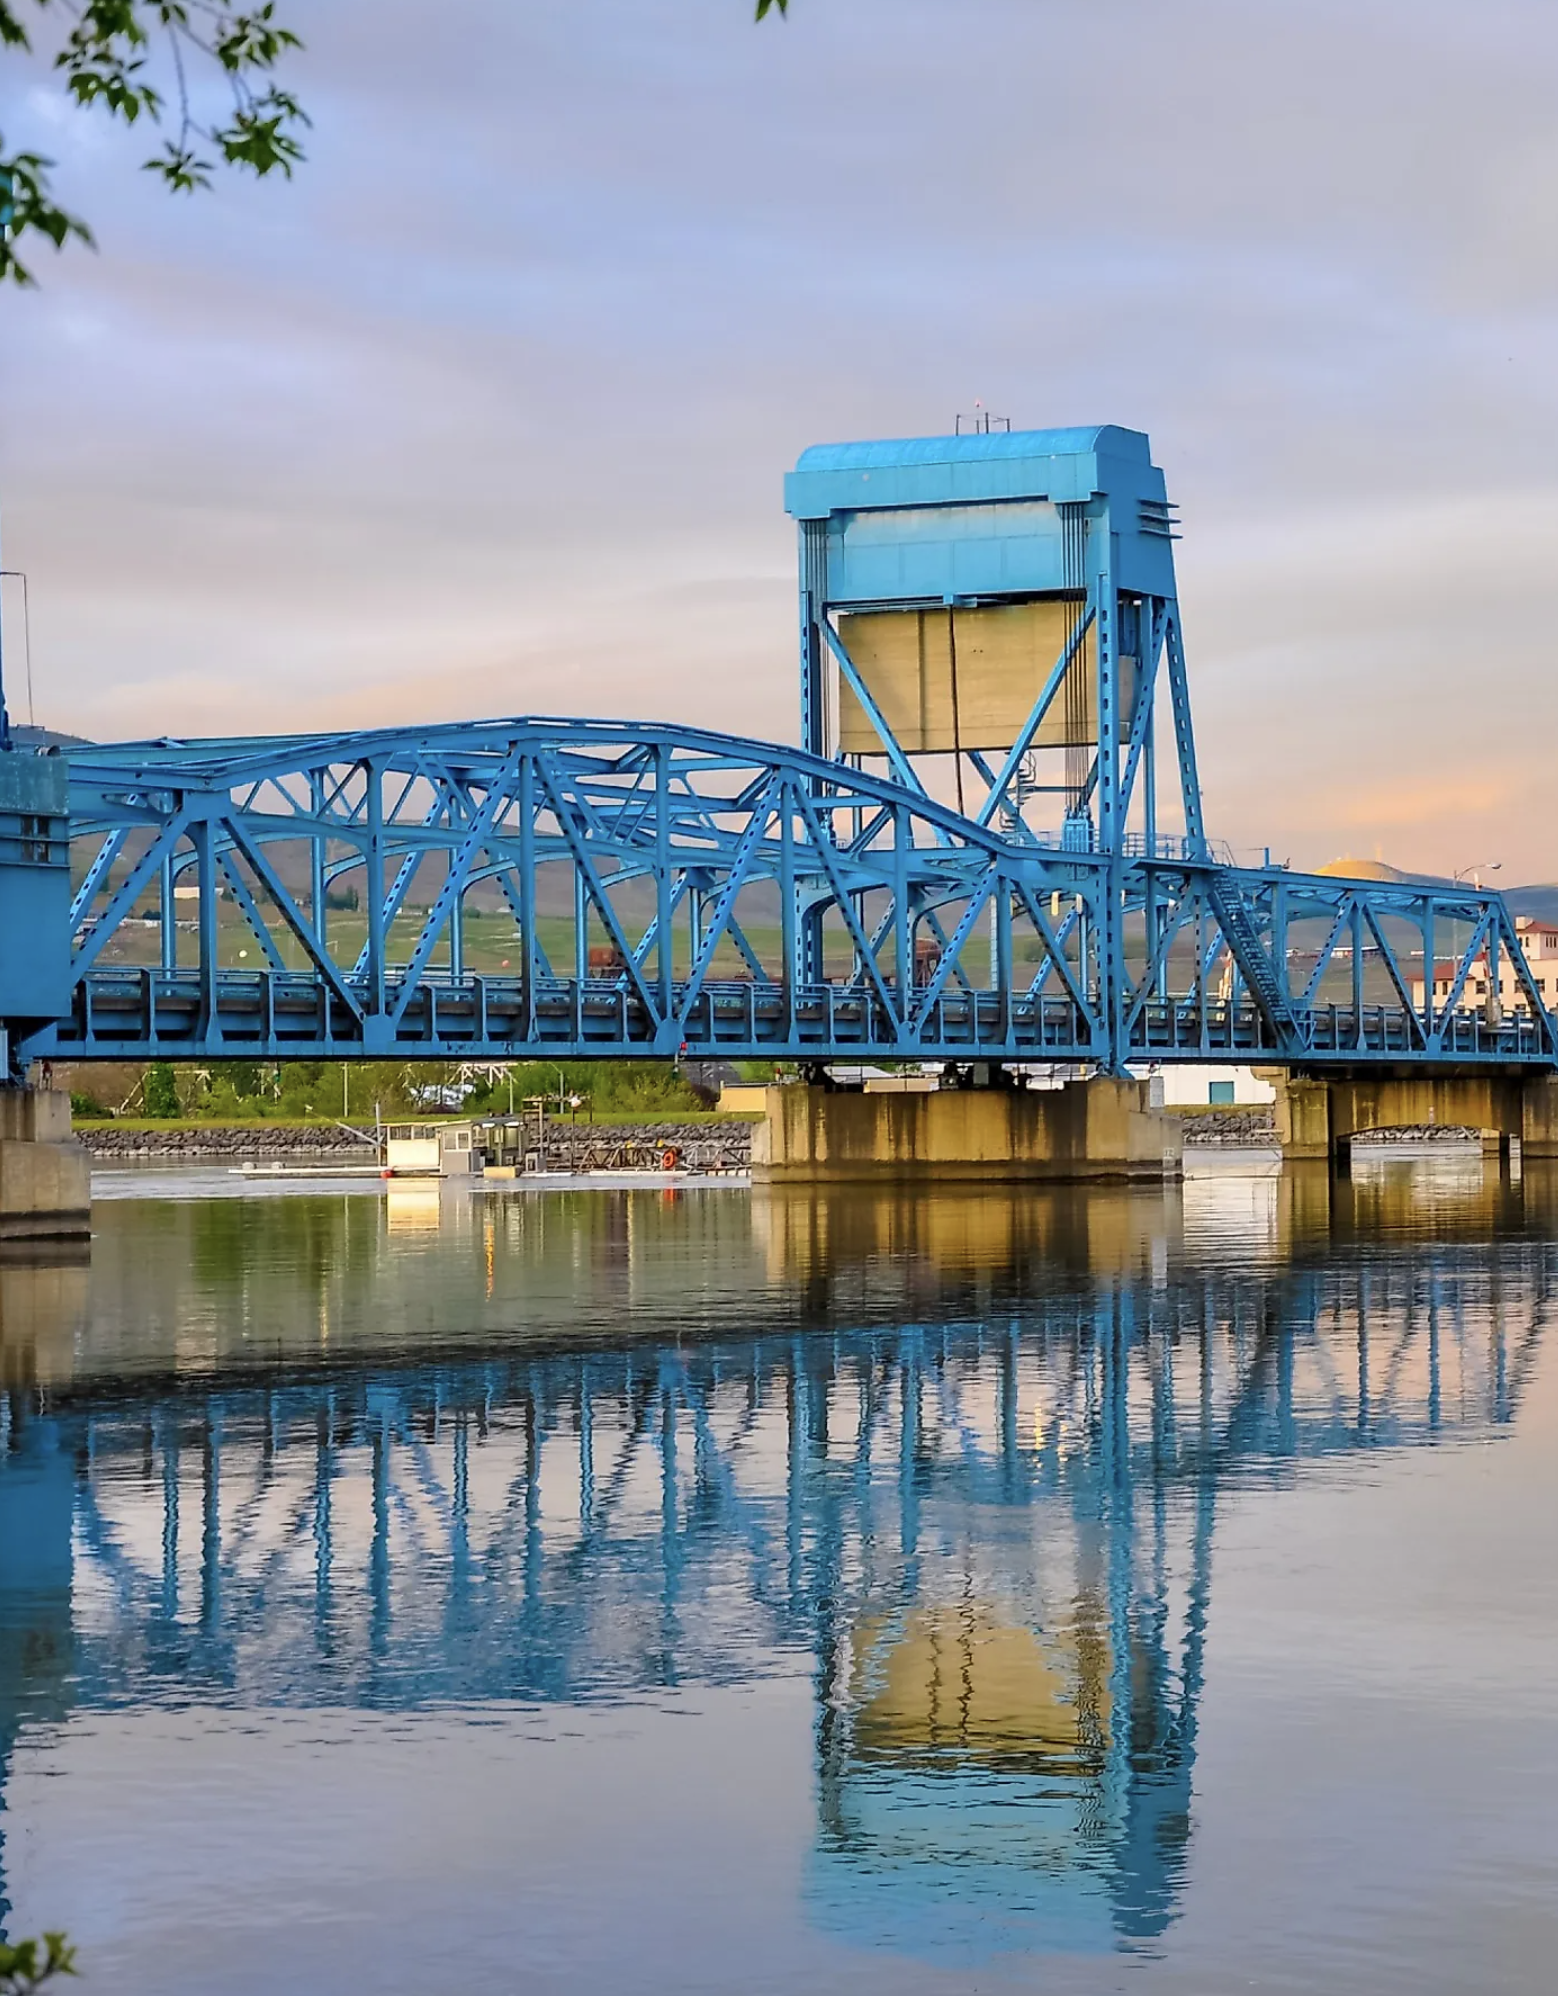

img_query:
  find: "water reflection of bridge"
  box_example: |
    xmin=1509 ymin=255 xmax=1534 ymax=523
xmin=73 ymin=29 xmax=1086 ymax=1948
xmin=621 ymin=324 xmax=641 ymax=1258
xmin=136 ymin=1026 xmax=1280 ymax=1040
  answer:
xmin=0 ymin=1170 xmax=1552 ymax=1956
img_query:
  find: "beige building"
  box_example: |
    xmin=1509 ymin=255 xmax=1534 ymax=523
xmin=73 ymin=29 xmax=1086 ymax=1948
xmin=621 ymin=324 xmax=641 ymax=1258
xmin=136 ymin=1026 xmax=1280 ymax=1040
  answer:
xmin=1412 ymin=915 xmax=1558 ymax=1013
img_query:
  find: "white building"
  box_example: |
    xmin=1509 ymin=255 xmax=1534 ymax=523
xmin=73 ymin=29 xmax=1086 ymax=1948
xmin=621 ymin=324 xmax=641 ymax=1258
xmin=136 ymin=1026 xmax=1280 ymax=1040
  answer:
xmin=1130 ymin=1064 xmax=1276 ymax=1108
xmin=1411 ymin=916 xmax=1558 ymax=1013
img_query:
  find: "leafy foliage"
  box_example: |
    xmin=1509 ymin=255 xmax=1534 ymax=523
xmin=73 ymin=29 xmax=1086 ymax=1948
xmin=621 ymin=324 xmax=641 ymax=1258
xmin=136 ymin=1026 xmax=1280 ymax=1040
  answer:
xmin=0 ymin=1932 xmax=76 ymax=1992
xmin=1 ymin=3 xmax=792 ymax=285
xmin=144 ymin=1057 xmax=180 ymax=1117
xmin=0 ymin=0 xmax=306 ymax=284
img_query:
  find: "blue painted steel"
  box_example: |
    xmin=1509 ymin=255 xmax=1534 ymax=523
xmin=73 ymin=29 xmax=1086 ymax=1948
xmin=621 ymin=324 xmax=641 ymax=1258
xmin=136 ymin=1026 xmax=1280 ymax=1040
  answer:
xmin=30 ymin=715 xmax=1555 ymax=1068
xmin=785 ymin=425 xmax=1176 ymax=602
xmin=9 ymin=423 xmax=1555 ymax=1071
xmin=0 ymin=752 xmax=70 ymax=1036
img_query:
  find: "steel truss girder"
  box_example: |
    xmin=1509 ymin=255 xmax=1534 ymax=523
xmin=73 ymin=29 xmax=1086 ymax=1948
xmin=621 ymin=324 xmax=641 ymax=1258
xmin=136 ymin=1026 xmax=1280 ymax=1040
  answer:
xmin=38 ymin=719 xmax=1558 ymax=1069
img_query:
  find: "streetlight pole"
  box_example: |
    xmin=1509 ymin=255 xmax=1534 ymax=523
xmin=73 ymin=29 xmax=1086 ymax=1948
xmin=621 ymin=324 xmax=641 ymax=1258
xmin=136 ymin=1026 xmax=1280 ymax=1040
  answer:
xmin=1452 ymin=863 xmax=1503 ymax=1025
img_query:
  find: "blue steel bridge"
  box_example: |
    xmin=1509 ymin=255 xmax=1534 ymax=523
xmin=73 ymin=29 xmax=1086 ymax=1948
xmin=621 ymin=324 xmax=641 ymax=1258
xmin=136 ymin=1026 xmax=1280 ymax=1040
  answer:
xmin=2 ymin=423 xmax=1551 ymax=1071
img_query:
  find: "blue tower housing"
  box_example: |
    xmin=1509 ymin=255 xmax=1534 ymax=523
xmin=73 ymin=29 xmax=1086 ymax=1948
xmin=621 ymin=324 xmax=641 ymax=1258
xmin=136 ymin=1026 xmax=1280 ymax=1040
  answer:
xmin=785 ymin=425 xmax=1202 ymax=860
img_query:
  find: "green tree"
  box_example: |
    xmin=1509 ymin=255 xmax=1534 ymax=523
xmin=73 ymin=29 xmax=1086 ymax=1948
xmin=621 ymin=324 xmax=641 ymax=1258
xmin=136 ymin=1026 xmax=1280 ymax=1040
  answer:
xmin=0 ymin=0 xmax=306 ymax=285
xmin=1 ymin=4 xmax=792 ymax=286
xmin=227 ymin=1059 xmax=262 ymax=1098
xmin=0 ymin=1930 xmax=76 ymax=1990
xmin=144 ymin=1058 xmax=179 ymax=1117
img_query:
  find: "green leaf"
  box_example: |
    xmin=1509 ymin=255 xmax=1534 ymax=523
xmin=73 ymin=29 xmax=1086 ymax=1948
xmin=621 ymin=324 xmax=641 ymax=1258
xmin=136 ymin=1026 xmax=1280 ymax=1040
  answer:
xmin=0 ymin=142 xmax=96 ymax=286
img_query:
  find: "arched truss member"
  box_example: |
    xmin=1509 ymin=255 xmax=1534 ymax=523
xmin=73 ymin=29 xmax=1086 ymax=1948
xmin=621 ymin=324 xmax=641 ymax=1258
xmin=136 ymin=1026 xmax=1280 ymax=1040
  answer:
xmin=52 ymin=718 xmax=1111 ymax=1062
xmin=42 ymin=718 xmax=1558 ymax=1069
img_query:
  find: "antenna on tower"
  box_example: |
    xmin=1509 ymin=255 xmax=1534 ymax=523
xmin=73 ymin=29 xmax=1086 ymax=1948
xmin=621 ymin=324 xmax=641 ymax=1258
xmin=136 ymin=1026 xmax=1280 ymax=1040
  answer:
xmin=954 ymin=402 xmax=1011 ymax=435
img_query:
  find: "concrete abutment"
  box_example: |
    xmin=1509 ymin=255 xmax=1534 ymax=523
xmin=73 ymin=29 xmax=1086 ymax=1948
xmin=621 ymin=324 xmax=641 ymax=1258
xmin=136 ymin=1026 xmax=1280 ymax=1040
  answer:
xmin=0 ymin=1090 xmax=91 ymax=1239
xmin=750 ymin=1079 xmax=1183 ymax=1185
xmin=1263 ymin=1071 xmax=1558 ymax=1166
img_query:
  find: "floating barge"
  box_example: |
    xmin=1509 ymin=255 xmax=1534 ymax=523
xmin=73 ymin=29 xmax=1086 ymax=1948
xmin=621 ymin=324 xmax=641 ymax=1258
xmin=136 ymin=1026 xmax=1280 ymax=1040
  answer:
xmin=379 ymin=1117 xmax=750 ymax=1182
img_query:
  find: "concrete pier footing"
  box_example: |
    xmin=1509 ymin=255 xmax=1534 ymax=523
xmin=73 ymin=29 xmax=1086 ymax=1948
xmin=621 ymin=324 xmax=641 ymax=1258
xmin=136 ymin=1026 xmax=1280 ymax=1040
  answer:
xmin=0 ymin=1090 xmax=91 ymax=1239
xmin=1265 ymin=1072 xmax=1558 ymax=1166
xmin=751 ymin=1079 xmax=1183 ymax=1185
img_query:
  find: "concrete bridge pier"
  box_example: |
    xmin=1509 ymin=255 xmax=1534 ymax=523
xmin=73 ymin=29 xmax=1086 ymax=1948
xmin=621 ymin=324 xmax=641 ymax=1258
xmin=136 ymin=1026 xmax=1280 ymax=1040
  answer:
xmin=751 ymin=1077 xmax=1183 ymax=1185
xmin=1268 ymin=1073 xmax=1558 ymax=1168
xmin=0 ymin=1090 xmax=90 ymax=1240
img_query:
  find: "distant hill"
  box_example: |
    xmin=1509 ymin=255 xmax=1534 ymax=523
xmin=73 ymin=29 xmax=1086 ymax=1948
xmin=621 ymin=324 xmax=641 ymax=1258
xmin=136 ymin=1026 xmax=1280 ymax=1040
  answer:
xmin=1316 ymin=860 xmax=1553 ymax=912
xmin=1504 ymin=884 xmax=1558 ymax=924
xmin=1313 ymin=857 xmax=1438 ymax=885
xmin=10 ymin=726 xmax=91 ymax=750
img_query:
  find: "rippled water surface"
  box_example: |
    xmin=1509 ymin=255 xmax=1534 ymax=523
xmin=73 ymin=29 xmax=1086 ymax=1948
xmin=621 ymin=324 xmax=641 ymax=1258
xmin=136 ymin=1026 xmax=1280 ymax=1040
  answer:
xmin=4 ymin=1155 xmax=1558 ymax=1992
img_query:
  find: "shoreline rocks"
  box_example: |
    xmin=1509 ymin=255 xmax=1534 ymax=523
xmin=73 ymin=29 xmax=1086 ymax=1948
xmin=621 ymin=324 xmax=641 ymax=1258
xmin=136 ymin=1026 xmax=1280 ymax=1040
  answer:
xmin=79 ymin=1119 xmax=758 ymax=1167
xmin=1176 ymin=1109 xmax=1483 ymax=1148
xmin=82 ymin=1124 xmax=377 ymax=1161
xmin=80 ymin=1112 xmax=1485 ymax=1163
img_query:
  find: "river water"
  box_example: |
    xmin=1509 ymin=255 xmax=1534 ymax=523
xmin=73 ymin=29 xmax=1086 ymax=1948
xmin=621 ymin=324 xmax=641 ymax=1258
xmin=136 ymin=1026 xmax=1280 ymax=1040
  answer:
xmin=2 ymin=1154 xmax=1556 ymax=1993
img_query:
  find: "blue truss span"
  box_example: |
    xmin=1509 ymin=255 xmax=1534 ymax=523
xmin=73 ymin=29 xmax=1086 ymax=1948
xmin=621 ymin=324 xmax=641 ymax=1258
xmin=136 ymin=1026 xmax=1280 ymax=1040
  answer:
xmin=35 ymin=716 xmax=1558 ymax=1068
xmin=4 ymin=421 xmax=1553 ymax=1071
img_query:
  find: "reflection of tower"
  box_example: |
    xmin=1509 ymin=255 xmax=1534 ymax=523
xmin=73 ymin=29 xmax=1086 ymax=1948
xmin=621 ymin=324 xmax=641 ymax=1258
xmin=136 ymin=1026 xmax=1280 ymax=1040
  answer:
xmin=805 ymin=1306 xmax=1214 ymax=1959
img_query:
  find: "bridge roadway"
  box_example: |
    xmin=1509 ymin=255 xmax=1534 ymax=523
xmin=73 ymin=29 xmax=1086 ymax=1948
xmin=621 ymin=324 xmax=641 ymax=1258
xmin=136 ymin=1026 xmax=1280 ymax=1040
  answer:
xmin=32 ymin=718 xmax=1558 ymax=1070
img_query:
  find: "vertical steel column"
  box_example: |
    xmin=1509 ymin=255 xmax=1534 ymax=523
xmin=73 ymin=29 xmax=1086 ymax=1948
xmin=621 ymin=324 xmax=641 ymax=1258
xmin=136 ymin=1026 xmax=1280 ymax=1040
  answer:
xmin=1164 ymin=613 xmax=1207 ymax=855
xmin=1421 ymin=896 xmax=1436 ymax=1040
xmin=1093 ymin=516 xmax=1127 ymax=1068
xmin=160 ymin=851 xmax=176 ymax=974
xmin=799 ymin=519 xmax=830 ymax=763
xmin=654 ymin=743 xmax=674 ymax=1022
xmin=365 ymin=763 xmax=387 ymax=1024
xmin=687 ymin=882 xmax=703 ymax=986
xmin=893 ymin=804 xmax=910 ymax=1016
xmin=310 ymin=773 xmax=326 ymax=956
xmin=194 ymin=816 xmax=220 ymax=1042
xmin=517 ymin=752 xmax=536 ymax=1038
xmin=1143 ymin=603 xmax=1160 ymax=849
xmin=1351 ymin=901 xmax=1365 ymax=1046
xmin=779 ymin=783 xmax=796 ymax=1037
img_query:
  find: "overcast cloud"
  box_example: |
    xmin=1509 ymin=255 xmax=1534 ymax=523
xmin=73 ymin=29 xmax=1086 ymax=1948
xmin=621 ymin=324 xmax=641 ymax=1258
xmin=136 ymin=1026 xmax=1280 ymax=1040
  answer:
xmin=3 ymin=0 xmax=1557 ymax=873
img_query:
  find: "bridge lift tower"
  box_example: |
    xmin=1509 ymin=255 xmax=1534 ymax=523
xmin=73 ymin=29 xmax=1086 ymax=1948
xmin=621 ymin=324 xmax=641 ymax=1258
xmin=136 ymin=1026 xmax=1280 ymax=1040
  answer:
xmin=786 ymin=424 xmax=1200 ymax=859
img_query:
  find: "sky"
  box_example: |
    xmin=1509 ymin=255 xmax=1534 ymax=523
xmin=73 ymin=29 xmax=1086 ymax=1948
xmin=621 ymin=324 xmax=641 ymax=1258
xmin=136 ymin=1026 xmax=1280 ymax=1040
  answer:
xmin=2 ymin=0 xmax=1557 ymax=876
